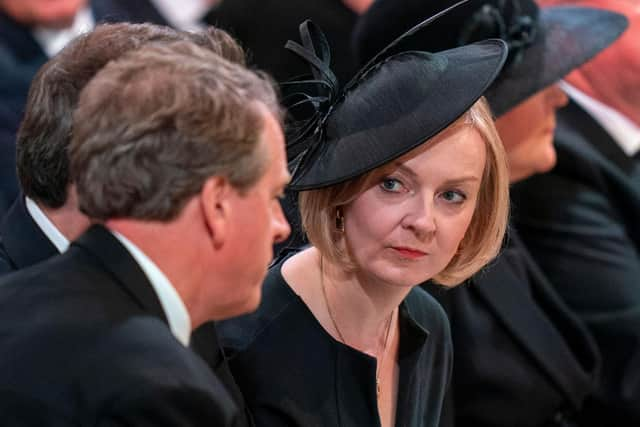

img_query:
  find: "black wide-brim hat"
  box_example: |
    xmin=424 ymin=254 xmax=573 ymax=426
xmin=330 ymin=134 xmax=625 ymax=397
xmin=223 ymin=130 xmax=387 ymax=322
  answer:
xmin=283 ymin=1 xmax=508 ymax=191
xmin=353 ymin=0 xmax=628 ymax=117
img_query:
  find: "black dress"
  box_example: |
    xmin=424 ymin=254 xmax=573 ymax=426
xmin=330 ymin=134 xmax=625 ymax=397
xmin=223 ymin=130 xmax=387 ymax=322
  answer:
xmin=218 ymin=252 xmax=453 ymax=427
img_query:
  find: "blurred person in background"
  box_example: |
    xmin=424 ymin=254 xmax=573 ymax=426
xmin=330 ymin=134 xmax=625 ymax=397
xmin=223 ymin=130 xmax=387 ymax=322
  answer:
xmin=0 ymin=38 xmax=290 ymax=425
xmin=0 ymin=23 xmax=242 ymax=275
xmin=0 ymin=0 xmax=187 ymax=215
xmin=512 ymin=0 xmax=640 ymax=424
xmin=354 ymin=0 xmax=627 ymax=425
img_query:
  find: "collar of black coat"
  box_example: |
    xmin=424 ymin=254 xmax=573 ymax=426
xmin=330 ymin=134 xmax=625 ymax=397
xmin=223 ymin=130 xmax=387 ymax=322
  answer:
xmin=72 ymin=224 xmax=169 ymax=325
xmin=0 ymin=195 xmax=58 ymax=272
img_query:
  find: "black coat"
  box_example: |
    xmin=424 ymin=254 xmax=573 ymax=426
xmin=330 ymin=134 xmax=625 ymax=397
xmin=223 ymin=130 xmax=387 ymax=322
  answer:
xmin=0 ymin=195 xmax=58 ymax=274
xmin=511 ymin=100 xmax=640 ymax=424
xmin=218 ymin=252 xmax=453 ymax=427
xmin=0 ymin=224 xmax=237 ymax=426
xmin=424 ymin=231 xmax=600 ymax=427
xmin=0 ymin=201 xmax=253 ymax=425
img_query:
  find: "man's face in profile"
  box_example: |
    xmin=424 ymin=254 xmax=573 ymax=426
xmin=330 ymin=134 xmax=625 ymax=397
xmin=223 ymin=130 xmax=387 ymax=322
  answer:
xmin=211 ymin=105 xmax=291 ymax=318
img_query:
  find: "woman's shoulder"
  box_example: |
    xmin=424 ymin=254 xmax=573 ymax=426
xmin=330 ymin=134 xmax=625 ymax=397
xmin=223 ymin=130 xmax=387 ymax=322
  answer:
xmin=217 ymin=254 xmax=301 ymax=353
xmin=403 ymin=286 xmax=451 ymax=338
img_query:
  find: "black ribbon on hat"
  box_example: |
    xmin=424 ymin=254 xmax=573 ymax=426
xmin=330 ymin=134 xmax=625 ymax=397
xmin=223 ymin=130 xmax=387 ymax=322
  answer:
xmin=281 ymin=0 xmax=473 ymax=182
xmin=458 ymin=0 xmax=537 ymax=66
xmin=280 ymin=20 xmax=341 ymax=177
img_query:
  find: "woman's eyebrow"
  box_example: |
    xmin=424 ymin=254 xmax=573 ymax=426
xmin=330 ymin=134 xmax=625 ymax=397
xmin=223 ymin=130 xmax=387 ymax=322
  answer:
xmin=392 ymin=162 xmax=481 ymax=185
xmin=443 ymin=176 xmax=481 ymax=185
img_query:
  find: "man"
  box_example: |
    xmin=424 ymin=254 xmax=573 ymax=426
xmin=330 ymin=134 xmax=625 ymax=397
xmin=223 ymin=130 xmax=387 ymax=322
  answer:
xmin=0 ymin=0 xmax=168 ymax=212
xmin=512 ymin=0 xmax=640 ymax=423
xmin=0 ymin=23 xmax=269 ymax=426
xmin=0 ymin=22 xmax=243 ymax=274
xmin=0 ymin=39 xmax=290 ymax=424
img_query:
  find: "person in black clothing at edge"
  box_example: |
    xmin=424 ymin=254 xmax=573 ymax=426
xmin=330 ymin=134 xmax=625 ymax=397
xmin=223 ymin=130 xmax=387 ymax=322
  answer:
xmin=218 ymin=5 xmax=511 ymax=426
xmin=0 ymin=33 xmax=291 ymax=426
xmin=0 ymin=23 xmax=257 ymax=427
xmin=353 ymin=0 xmax=627 ymax=426
xmin=511 ymin=1 xmax=640 ymax=423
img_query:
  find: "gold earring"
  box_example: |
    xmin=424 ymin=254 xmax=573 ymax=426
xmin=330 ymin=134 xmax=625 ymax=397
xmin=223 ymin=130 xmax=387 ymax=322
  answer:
xmin=335 ymin=208 xmax=345 ymax=233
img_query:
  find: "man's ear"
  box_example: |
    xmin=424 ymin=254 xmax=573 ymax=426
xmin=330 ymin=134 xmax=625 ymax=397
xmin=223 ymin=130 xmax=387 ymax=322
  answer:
xmin=201 ymin=176 xmax=234 ymax=248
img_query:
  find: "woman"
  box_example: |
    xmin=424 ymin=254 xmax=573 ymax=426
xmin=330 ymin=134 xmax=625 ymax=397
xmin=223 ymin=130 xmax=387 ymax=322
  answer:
xmin=219 ymin=10 xmax=510 ymax=427
xmin=353 ymin=0 xmax=627 ymax=425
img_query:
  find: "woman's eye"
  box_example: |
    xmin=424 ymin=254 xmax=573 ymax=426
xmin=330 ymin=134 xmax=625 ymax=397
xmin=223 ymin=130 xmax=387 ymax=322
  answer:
xmin=380 ymin=178 xmax=404 ymax=193
xmin=440 ymin=190 xmax=466 ymax=204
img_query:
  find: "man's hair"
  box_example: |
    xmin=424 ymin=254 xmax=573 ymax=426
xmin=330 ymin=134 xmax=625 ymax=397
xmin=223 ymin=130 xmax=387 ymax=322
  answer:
xmin=16 ymin=22 xmax=247 ymax=208
xmin=299 ymin=97 xmax=510 ymax=286
xmin=70 ymin=40 xmax=282 ymax=221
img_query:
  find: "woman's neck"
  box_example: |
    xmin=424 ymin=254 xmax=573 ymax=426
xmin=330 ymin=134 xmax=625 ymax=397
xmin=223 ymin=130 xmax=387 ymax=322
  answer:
xmin=284 ymin=247 xmax=410 ymax=355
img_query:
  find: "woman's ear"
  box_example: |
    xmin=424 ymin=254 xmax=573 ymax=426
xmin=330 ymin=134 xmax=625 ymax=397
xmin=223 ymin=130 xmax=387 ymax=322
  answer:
xmin=201 ymin=176 xmax=234 ymax=248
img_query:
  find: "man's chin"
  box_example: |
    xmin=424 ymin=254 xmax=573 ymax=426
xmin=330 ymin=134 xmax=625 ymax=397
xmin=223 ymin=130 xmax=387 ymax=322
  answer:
xmin=228 ymin=287 xmax=263 ymax=318
xmin=39 ymin=16 xmax=77 ymax=29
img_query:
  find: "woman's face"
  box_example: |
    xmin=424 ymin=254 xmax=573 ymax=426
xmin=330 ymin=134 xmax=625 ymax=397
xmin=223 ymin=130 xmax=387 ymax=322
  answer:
xmin=343 ymin=124 xmax=486 ymax=288
xmin=495 ymin=84 xmax=568 ymax=182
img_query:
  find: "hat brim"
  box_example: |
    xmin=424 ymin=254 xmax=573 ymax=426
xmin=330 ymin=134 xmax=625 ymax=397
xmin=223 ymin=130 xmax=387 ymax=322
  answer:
xmin=289 ymin=39 xmax=507 ymax=190
xmin=486 ymin=6 xmax=627 ymax=116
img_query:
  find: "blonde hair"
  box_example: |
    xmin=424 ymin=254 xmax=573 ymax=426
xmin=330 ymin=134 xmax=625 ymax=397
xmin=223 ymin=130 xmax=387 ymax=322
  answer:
xmin=299 ymin=97 xmax=510 ymax=286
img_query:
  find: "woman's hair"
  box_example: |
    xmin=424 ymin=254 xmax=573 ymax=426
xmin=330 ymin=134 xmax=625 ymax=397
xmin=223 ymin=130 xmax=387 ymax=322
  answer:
xmin=299 ymin=97 xmax=509 ymax=286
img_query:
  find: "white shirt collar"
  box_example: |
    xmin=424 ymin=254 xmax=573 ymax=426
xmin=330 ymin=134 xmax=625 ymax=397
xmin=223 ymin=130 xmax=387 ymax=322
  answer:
xmin=25 ymin=196 xmax=70 ymax=253
xmin=560 ymin=81 xmax=640 ymax=157
xmin=149 ymin=0 xmax=211 ymax=31
xmin=32 ymin=7 xmax=94 ymax=58
xmin=111 ymin=230 xmax=192 ymax=347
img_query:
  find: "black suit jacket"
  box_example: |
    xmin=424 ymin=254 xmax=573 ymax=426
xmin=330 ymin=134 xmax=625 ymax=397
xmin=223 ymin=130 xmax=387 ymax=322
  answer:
xmin=0 ymin=195 xmax=58 ymax=274
xmin=0 ymin=224 xmax=238 ymax=426
xmin=0 ymin=0 xmax=168 ymax=216
xmin=511 ymin=101 xmax=640 ymax=424
xmin=424 ymin=231 xmax=600 ymax=427
xmin=0 ymin=203 xmax=253 ymax=425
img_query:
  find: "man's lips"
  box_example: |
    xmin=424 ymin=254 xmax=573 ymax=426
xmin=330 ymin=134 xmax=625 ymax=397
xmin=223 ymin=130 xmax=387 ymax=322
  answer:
xmin=391 ymin=246 xmax=428 ymax=259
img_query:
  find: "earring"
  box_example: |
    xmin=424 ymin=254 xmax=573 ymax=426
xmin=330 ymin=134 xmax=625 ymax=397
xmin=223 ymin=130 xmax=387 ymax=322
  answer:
xmin=335 ymin=208 xmax=345 ymax=233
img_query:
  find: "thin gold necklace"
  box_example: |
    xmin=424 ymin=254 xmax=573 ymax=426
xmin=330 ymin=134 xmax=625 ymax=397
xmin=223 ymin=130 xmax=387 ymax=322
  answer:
xmin=319 ymin=255 xmax=394 ymax=398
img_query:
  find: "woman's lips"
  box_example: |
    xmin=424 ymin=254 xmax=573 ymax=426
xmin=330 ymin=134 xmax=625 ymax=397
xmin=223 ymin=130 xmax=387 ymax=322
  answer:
xmin=391 ymin=246 xmax=428 ymax=259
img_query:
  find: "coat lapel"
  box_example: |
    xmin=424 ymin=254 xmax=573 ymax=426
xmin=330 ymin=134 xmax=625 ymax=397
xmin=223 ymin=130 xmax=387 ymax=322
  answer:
xmin=555 ymin=101 xmax=640 ymax=249
xmin=0 ymin=195 xmax=58 ymax=270
xmin=72 ymin=224 xmax=168 ymax=324
xmin=472 ymin=231 xmax=599 ymax=409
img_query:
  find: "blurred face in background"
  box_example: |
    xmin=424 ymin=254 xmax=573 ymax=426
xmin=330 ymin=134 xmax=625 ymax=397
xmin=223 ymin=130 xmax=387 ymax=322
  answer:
xmin=537 ymin=0 xmax=640 ymax=125
xmin=495 ymin=84 xmax=568 ymax=182
xmin=0 ymin=0 xmax=86 ymax=28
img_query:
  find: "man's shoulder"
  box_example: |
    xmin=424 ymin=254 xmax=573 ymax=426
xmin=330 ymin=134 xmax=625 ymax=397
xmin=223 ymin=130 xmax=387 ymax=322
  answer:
xmin=0 ymin=236 xmax=14 ymax=274
xmin=0 ymin=314 xmax=237 ymax=426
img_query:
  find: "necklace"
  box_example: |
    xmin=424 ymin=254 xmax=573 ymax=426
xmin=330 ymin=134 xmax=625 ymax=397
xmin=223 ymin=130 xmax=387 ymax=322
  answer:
xmin=319 ymin=255 xmax=395 ymax=398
